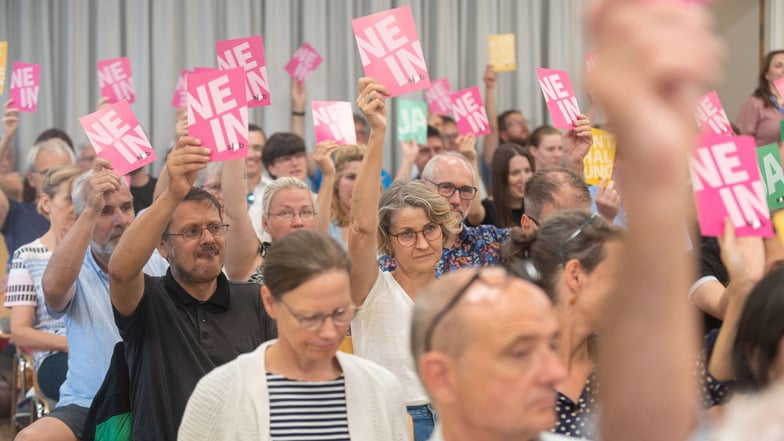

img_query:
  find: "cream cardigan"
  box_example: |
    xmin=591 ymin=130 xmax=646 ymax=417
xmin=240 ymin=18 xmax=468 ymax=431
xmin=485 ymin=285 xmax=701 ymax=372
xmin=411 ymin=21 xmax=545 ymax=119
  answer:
xmin=178 ymin=339 xmax=411 ymax=441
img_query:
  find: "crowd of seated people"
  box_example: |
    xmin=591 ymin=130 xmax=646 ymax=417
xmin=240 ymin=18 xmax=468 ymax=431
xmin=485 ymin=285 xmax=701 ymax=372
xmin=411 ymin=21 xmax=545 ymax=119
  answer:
xmin=0 ymin=1 xmax=781 ymax=440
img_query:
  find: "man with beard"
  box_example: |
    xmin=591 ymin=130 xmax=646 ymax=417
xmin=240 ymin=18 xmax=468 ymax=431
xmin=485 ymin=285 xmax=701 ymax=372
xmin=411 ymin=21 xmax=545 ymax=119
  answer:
xmin=16 ymin=160 xmax=133 ymax=441
xmin=107 ymin=136 xmax=276 ymax=440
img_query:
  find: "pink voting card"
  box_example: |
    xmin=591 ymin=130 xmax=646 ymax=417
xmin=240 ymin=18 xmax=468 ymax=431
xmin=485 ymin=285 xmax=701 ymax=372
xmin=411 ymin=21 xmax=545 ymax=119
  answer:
xmin=79 ymin=100 xmax=157 ymax=176
xmin=97 ymin=57 xmax=135 ymax=104
xmin=690 ymin=133 xmax=772 ymax=237
xmin=695 ymin=91 xmax=733 ymax=136
xmin=311 ymin=101 xmax=356 ymax=145
xmin=216 ymin=36 xmax=271 ymax=107
xmin=285 ymin=43 xmax=323 ymax=83
xmin=450 ymin=86 xmax=490 ymax=137
xmin=171 ymin=69 xmax=190 ymax=108
xmin=536 ymin=67 xmax=580 ymax=129
xmin=9 ymin=62 xmax=40 ymax=113
xmin=187 ymin=67 xmax=249 ymax=162
xmin=425 ymin=78 xmax=452 ymax=116
xmin=352 ymin=5 xmax=430 ymax=97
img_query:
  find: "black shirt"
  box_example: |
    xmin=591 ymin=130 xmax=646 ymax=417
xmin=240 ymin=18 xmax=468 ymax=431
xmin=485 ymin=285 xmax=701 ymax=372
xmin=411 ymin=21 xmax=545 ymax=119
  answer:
xmin=114 ymin=270 xmax=276 ymax=441
xmin=480 ymin=198 xmax=524 ymax=228
xmin=130 ymin=176 xmax=157 ymax=214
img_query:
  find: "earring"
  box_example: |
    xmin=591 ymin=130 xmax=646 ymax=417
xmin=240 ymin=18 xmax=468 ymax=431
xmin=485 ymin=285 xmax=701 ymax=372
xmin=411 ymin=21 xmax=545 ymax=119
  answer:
xmin=567 ymin=296 xmax=576 ymax=306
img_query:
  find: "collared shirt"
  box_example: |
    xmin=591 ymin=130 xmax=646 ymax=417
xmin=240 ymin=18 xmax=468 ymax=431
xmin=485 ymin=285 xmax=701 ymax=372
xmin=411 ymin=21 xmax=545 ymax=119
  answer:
xmin=115 ymin=269 xmax=276 ymax=441
xmin=378 ymin=225 xmax=510 ymax=277
xmin=49 ymin=249 xmax=121 ymax=409
xmin=553 ymin=371 xmax=598 ymax=439
xmin=428 ymin=424 xmax=572 ymax=441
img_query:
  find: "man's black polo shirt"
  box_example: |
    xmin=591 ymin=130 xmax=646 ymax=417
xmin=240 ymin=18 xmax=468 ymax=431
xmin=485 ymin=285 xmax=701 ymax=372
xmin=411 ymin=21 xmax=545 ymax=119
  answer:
xmin=114 ymin=270 xmax=276 ymax=441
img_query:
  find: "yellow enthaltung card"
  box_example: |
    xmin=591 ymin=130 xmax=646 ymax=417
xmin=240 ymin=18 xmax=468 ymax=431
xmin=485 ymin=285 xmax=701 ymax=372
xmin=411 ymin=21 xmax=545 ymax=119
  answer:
xmin=584 ymin=128 xmax=616 ymax=186
xmin=0 ymin=41 xmax=7 ymax=95
xmin=488 ymin=34 xmax=515 ymax=71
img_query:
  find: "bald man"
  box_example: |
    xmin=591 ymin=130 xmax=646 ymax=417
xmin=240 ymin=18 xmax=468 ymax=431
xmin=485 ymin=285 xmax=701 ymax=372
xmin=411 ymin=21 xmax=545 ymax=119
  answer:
xmin=411 ymin=267 xmax=570 ymax=441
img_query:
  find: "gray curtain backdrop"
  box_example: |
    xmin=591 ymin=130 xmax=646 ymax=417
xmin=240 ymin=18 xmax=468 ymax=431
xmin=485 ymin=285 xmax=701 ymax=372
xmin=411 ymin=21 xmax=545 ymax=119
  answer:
xmin=0 ymin=0 xmax=585 ymax=175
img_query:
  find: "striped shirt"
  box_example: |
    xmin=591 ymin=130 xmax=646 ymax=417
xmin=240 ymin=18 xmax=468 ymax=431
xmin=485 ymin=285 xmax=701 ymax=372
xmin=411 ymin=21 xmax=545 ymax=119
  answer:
xmin=267 ymin=372 xmax=350 ymax=441
xmin=4 ymin=239 xmax=66 ymax=370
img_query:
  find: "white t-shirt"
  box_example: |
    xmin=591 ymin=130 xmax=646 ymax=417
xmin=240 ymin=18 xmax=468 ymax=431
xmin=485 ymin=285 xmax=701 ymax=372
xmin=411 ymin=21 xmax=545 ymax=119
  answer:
xmin=351 ymin=271 xmax=429 ymax=406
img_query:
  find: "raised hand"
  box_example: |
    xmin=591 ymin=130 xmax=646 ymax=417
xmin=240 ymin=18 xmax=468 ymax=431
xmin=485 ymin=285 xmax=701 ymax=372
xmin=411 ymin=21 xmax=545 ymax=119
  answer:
xmin=96 ymin=96 xmax=111 ymax=112
xmin=313 ymin=140 xmax=339 ymax=178
xmin=563 ymin=114 xmax=593 ymax=166
xmin=595 ymin=178 xmax=621 ymax=223
xmin=356 ymin=77 xmax=389 ymax=130
xmin=483 ymin=64 xmax=497 ymax=89
xmin=291 ymin=79 xmax=307 ymax=111
xmin=166 ymin=136 xmax=210 ymax=199
xmin=86 ymin=159 xmax=122 ymax=213
xmin=2 ymin=100 xmax=19 ymax=138
xmin=456 ymin=134 xmax=478 ymax=163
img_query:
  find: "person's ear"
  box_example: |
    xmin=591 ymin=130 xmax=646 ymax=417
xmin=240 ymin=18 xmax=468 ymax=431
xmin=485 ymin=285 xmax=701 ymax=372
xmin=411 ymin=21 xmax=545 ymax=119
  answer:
xmin=563 ymin=258 xmax=585 ymax=294
xmin=262 ymin=216 xmax=270 ymax=234
xmin=261 ymin=285 xmax=279 ymax=320
xmin=156 ymin=239 xmax=170 ymax=260
xmin=521 ymin=215 xmax=538 ymax=233
xmin=419 ymin=352 xmax=458 ymax=404
xmin=38 ymin=193 xmax=51 ymax=216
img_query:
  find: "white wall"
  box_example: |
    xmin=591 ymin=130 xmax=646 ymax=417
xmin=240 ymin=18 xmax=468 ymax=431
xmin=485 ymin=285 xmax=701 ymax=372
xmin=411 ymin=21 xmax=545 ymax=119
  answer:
xmin=712 ymin=0 xmax=761 ymax=123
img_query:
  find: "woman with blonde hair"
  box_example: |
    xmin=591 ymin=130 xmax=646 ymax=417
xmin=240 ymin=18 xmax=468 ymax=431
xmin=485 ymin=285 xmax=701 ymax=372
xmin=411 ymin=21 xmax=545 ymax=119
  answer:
xmin=329 ymin=144 xmax=365 ymax=248
xmin=5 ymin=165 xmax=83 ymax=401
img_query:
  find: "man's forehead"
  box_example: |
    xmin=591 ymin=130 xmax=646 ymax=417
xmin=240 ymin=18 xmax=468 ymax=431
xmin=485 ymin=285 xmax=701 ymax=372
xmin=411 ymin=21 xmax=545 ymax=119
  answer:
xmin=433 ymin=159 xmax=472 ymax=181
xmin=463 ymin=282 xmax=556 ymax=340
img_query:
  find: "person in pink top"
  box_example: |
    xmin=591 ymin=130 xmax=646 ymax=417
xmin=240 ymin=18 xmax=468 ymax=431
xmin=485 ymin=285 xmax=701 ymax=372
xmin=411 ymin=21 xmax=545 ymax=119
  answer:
xmin=736 ymin=50 xmax=784 ymax=146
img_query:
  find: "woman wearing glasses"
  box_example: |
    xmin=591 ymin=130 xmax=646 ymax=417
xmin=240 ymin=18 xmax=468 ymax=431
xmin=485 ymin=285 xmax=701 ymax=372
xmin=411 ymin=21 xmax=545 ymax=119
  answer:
xmin=503 ymin=210 xmax=621 ymax=439
xmin=221 ymin=140 xmax=337 ymax=283
xmin=179 ymin=230 xmax=409 ymax=440
xmin=349 ymin=77 xmax=460 ymax=441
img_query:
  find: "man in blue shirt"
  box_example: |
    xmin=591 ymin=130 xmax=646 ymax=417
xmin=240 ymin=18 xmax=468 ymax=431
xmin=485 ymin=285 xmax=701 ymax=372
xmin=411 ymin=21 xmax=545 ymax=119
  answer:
xmin=16 ymin=160 xmax=133 ymax=441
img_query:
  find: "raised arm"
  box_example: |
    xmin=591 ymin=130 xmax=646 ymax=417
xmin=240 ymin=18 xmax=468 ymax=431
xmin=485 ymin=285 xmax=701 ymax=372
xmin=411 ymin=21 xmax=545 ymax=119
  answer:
xmin=153 ymin=110 xmax=187 ymax=201
xmin=562 ymin=114 xmax=593 ymax=179
xmin=456 ymin=134 xmax=486 ymax=226
xmin=0 ymin=100 xmax=20 ymax=226
xmin=708 ymin=219 xmax=764 ymax=381
xmin=349 ymin=78 xmax=388 ymax=306
xmin=393 ymin=140 xmax=418 ymax=183
xmin=221 ymin=157 xmax=260 ymax=280
xmin=313 ymin=140 xmax=339 ymax=235
xmin=290 ymin=80 xmax=318 ymax=180
xmin=43 ymin=160 xmax=122 ymax=312
xmin=591 ymin=1 xmax=723 ymax=440
xmin=482 ymin=65 xmax=500 ymax=169
xmin=109 ymin=136 xmax=209 ymax=316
